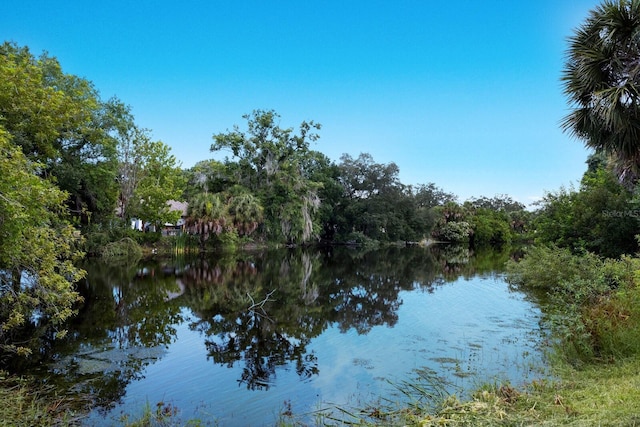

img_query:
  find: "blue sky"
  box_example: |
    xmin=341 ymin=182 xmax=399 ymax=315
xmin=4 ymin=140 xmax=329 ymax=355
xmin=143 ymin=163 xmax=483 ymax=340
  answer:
xmin=2 ymin=1 xmax=601 ymax=205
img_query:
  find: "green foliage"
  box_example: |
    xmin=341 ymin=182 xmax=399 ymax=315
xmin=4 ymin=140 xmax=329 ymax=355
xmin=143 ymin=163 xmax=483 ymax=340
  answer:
xmin=100 ymin=238 xmax=143 ymax=264
xmin=109 ymin=100 xmax=185 ymax=227
xmin=343 ymin=231 xmax=381 ymax=249
xmin=0 ymin=127 xmax=84 ymax=357
xmin=334 ymin=153 xmax=435 ymax=243
xmin=506 ymin=245 xmax=640 ymax=364
xmin=134 ymin=139 xmax=185 ymax=228
xmin=562 ymin=0 xmax=640 ymax=185
xmin=413 ymin=183 xmax=457 ymax=209
xmin=186 ymin=192 xmax=228 ymax=242
xmin=0 ymin=42 xmax=119 ymax=225
xmin=459 ymin=195 xmax=531 ymax=247
xmin=211 ymin=110 xmax=323 ymax=244
xmin=469 ymin=209 xmax=512 ymax=246
xmin=436 ymin=221 xmax=472 ymax=243
xmin=182 ymin=159 xmax=232 ymax=200
xmin=505 ymin=245 xmax=604 ymax=294
xmin=466 ymin=194 xmax=525 ymax=212
xmin=185 ymin=187 xmax=264 ymax=250
xmin=533 ymin=165 xmax=638 ymax=257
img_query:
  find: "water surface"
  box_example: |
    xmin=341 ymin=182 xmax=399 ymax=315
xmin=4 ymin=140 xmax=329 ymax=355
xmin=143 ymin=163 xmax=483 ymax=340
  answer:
xmin=43 ymin=246 xmax=546 ymax=425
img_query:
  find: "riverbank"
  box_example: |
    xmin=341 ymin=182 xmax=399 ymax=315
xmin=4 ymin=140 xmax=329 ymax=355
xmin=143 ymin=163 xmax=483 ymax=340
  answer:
xmin=3 ymin=354 xmax=639 ymax=426
xmin=403 ymin=356 xmax=640 ymax=426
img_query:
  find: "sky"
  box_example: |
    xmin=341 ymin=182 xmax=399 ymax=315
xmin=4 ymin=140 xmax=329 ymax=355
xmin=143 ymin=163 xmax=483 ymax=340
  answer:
xmin=2 ymin=1 xmax=602 ymax=206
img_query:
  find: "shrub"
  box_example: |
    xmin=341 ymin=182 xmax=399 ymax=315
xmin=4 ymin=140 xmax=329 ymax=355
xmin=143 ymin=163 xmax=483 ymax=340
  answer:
xmin=471 ymin=211 xmax=512 ymax=247
xmin=100 ymin=238 xmax=143 ymax=264
xmin=505 ymin=245 xmax=602 ymax=294
xmin=506 ymin=246 xmax=640 ymax=363
xmin=434 ymin=221 xmax=472 ymax=243
xmin=343 ymin=231 xmax=380 ymax=249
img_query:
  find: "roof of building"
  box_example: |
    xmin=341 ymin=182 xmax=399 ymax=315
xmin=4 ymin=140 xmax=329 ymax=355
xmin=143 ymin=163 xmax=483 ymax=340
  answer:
xmin=167 ymin=200 xmax=188 ymax=216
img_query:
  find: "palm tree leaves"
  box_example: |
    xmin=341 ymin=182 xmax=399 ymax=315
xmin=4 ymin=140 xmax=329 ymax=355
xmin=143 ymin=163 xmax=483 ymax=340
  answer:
xmin=187 ymin=191 xmax=264 ymax=240
xmin=227 ymin=193 xmax=263 ymax=236
xmin=563 ymin=0 xmax=640 ymax=185
xmin=186 ymin=193 xmax=227 ymax=238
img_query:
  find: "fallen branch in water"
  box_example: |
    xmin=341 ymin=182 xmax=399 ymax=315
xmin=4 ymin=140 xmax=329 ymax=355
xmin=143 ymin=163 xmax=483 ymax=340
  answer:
xmin=247 ymin=289 xmax=276 ymax=321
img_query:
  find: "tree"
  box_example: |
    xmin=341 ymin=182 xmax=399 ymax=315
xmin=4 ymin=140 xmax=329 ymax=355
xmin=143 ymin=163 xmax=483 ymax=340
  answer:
xmin=297 ymin=151 xmax=344 ymax=241
xmin=335 ymin=153 xmax=435 ymax=243
xmin=466 ymin=194 xmax=525 ymax=213
xmin=134 ymin=139 xmax=185 ymax=229
xmin=430 ymin=202 xmax=472 ymax=243
xmin=533 ymin=162 xmax=638 ymax=257
xmin=468 ymin=209 xmax=513 ymax=247
xmin=108 ymin=99 xmax=184 ymax=228
xmin=464 ymin=194 xmax=529 ymax=245
xmin=227 ymin=192 xmax=264 ymax=236
xmin=186 ymin=193 xmax=228 ymax=248
xmin=0 ymin=42 xmax=119 ymax=224
xmin=182 ymin=159 xmax=234 ymax=200
xmin=338 ymin=153 xmax=402 ymax=200
xmin=0 ymin=127 xmax=84 ymax=357
xmin=211 ymin=110 xmax=323 ymax=244
xmin=562 ymin=0 xmax=640 ymax=186
xmin=413 ymin=183 xmax=457 ymax=209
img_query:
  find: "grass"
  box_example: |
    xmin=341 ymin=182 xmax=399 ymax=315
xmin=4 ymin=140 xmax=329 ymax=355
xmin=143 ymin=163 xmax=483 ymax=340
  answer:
xmin=274 ymin=357 xmax=640 ymax=426
xmin=413 ymin=356 xmax=640 ymax=426
xmin=0 ymin=372 xmax=84 ymax=427
xmin=116 ymin=400 xmax=211 ymax=427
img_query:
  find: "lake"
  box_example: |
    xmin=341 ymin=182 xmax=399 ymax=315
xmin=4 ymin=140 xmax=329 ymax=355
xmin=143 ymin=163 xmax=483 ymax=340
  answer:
xmin=38 ymin=245 xmax=547 ymax=426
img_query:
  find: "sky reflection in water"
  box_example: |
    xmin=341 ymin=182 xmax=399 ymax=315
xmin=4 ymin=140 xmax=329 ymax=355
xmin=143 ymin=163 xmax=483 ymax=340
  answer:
xmin=52 ymin=246 xmax=546 ymax=426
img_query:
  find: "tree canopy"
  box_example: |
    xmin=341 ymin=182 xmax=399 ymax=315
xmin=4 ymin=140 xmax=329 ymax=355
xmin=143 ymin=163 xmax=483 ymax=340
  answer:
xmin=210 ymin=110 xmax=324 ymax=244
xmin=0 ymin=42 xmax=119 ymax=224
xmin=562 ymin=0 xmax=640 ymax=186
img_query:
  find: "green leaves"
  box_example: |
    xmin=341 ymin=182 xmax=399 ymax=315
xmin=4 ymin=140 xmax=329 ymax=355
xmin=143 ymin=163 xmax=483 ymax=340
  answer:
xmin=134 ymin=139 xmax=185 ymax=227
xmin=0 ymin=42 xmax=119 ymax=224
xmin=562 ymin=0 xmax=640 ymax=185
xmin=109 ymin=102 xmax=185 ymax=228
xmin=0 ymin=127 xmax=85 ymax=356
xmin=533 ymin=163 xmax=639 ymax=257
xmin=210 ymin=110 xmax=323 ymax=244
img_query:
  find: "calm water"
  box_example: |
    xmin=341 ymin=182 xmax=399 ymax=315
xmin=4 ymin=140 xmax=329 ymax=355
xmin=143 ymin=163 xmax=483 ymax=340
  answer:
xmin=40 ymin=245 xmax=547 ymax=426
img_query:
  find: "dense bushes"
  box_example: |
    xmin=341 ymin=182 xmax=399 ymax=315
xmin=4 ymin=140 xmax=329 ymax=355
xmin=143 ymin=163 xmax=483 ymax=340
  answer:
xmin=470 ymin=209 xmax=513 ymax=246
xmin=532 ymin=166 xmax=639 ymax=258
xmin=506 ymin=246 xmax=640 ymax=364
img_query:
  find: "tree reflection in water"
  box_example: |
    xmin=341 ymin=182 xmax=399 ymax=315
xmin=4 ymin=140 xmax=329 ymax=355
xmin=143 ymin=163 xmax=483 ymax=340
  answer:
xmin=33 ymin=245 xmax=512 ymax=407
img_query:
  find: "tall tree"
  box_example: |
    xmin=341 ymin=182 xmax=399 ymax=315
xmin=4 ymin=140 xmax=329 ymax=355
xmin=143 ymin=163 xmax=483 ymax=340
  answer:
xmin=211 ymin=110 xmax=323 ymax=244
xmin=336 ymin=153 xmax=433 ymax=242
xmin=182 ymin=159 xmax=234 ymax=200
xmin=562 ymin=0 xmax=640 ymax=185
xmin=412 ymin=183 xmax=457 ymax=209
xmin=0 ymin=42 xmax=119 ymax=224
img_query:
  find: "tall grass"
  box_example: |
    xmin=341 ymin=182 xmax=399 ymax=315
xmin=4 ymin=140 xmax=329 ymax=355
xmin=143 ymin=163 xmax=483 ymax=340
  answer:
xmin=0 ymin=373 xmax=83 ymax=426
